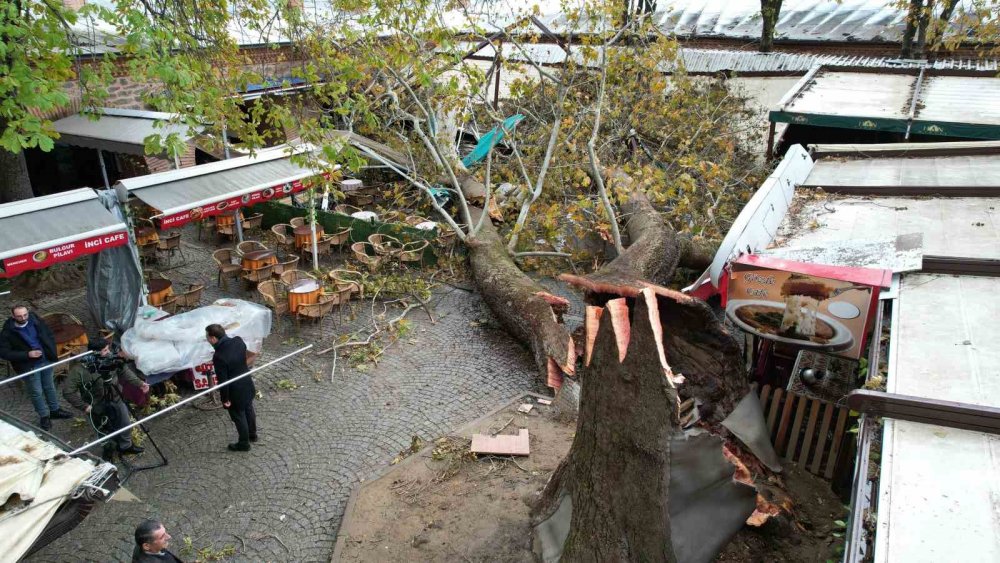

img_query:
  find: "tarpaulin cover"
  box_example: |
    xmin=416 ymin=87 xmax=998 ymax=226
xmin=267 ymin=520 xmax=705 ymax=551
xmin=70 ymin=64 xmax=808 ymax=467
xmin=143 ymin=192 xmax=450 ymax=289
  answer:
xmin=0 ymin=419 xmax=97 ymax=561
xmin=121 ymin=299 xmax=271 ymax=375
xmin=86 ymin=190 xmax=145 ymax=333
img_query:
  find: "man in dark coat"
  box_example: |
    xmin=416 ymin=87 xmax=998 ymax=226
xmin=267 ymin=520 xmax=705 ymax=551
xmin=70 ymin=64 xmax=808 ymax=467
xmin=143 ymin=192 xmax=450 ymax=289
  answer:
xmin=0 ymin=305 xmax=73 ymax=430
xmin=132 ymin=519 xmax=183 ymax=562
xmin=206 ymin=324 xmax=257 ymax=451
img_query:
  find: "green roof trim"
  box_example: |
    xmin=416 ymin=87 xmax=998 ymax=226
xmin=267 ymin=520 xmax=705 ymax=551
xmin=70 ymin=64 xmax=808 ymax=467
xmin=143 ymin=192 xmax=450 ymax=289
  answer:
xmin=769 ymin=110 xmax=908 ymax=134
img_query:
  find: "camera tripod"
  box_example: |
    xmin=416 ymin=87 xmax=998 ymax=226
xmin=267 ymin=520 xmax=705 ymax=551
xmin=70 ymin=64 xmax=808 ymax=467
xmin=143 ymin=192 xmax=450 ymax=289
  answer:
xmin=102 ymin=382 xmax=168 ymax=484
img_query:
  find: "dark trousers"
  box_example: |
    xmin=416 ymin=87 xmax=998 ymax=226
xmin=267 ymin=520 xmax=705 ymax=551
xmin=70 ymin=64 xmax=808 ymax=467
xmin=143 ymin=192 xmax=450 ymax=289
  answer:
xmin=94 ymin=399 xmax=133 ymax=450
xmin=228 ymin=401 xmax=257 ymax=446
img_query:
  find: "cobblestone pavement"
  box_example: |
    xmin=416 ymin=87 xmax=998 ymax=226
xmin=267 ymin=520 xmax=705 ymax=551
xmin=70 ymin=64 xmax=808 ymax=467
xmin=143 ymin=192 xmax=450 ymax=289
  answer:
xmin=1 ymin=228 xmax=544 ymax=562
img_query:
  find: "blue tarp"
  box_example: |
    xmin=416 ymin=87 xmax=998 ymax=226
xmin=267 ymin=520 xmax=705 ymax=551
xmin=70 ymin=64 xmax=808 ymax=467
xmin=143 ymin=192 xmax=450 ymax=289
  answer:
xmin=461 ymin=114 xmax=524 ymax=168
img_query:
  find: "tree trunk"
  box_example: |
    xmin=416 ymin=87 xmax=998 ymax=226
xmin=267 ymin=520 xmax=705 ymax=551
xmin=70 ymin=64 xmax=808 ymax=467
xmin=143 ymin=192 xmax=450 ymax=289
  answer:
xmin=901 ymin=0 xmax=923 ymax=58
xmin=759 ymin=0 xmax=784 ymax=53
xmin=544 ymin=292 xmax=681 ymax=561
xmin=467 ymin=207 xmax=576 ymax=386
xmin=0 ymin=146 xmax=34 ymax=203
xmin=915 ymin=0 xmax=934 ymax=59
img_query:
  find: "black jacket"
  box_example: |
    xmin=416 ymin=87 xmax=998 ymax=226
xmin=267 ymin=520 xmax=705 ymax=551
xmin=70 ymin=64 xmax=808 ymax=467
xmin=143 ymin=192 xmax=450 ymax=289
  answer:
xmin=0 ymin=313 xmax=58 ymax=373
xmin=211 ymin=336 xmax=254 ymax=408
xmin=132 ymin=546 xmax=183 ymax=562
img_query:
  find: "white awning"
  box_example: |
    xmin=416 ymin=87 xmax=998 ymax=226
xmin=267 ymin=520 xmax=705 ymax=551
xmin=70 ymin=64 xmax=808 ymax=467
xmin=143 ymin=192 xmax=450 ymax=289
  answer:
xmin=118 ymin=145 xmax=326 ymax=228
xmin=53 ymin=108 xmax=201 ymax=156
xmin=0 ymin=189 xmax=129 ymax=278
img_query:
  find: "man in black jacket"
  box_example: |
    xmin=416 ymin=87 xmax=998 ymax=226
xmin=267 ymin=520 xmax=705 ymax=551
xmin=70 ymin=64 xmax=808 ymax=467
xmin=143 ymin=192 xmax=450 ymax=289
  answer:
xmin=206 ymin=324 xmax=257 ymax=451
xmin=0 ymin=305 xmax=73 ymax=430
xmin=132 ymin=519 xmax=183 ymax=562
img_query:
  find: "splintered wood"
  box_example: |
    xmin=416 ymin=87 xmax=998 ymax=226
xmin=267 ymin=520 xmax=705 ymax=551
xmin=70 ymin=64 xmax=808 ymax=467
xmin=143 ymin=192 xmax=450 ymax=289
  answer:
xmin=471 ymin=429 xmax=530 ymax=456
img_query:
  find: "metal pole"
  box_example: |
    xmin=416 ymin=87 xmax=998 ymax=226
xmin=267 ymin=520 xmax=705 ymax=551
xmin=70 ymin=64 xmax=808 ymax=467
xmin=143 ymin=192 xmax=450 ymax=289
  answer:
xmin=66 ymin=345 xmax=313 ymax=456
xmin=0 ymin=351 xmax=95 ymax=388
xmin=97 ymin=150 xmax=111 ymax=189
xmin=0 ymin=291 xmax=10 ymax=296
xmin=221 ymin=122 xmax=231 ymax=160
xmin=309 ymin=190 xmax=319 ymax=270
xmin=234 ymin=211 xmax=245 ymax=243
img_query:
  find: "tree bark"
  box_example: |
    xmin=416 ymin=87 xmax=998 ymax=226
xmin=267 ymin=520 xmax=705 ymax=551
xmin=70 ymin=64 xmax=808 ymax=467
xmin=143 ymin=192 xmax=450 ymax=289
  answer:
xmin=901 ymin=0 xmax=924 ymax=58
xmin=759 ymin=0 xmax=784 ymax=53
xmin=0 ymin=145 xmax=34 ymax=203
xmin=467 ymin=207 xmax=576 ymax=386
xmin=544 ymin=292 xmax=680 ymax=561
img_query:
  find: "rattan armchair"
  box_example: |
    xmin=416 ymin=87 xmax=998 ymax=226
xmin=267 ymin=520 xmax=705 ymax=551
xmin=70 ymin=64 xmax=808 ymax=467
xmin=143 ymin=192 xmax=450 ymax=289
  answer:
xmin=257 ymin=280 xmax=290 ymax=316
xmin=328 ymin=269 xmax=364 ymax=301
xmin=156 ymin=231 xmax=185 ymax=268
xmin=212 ymin=248 xmax=242 ymax=290
xmin=243 ymin=213 xmax=264 ymax=237
xmin=159 ymin=296 xmax=179 ymax=315
xmin=236 ymin=240 xmax=268 ymax=257
xmin=351 ymin=242 xmax=383 ymax=272
xmin=294 ymin=292 xmax=338 ymax=330
xmin=173 ymin=283 xmax=204 ymax=310
xmin=289 ymin=217 xmax=307 ymax=229
xmin=241 ymin=263 xmax=274 ymax=290
xmin=333 ymin=204 xmax=362 ymax=216
xmin=272 ymin=255 xmax=300 ymax=278
xmin=399 ymin=239 xmax=430 ymax=265
xmin=279 ymin=269 xmax=317 ymax=286
xmin=271 ymin=224 xmax=295 ymax=252
xmin=326 ymin=226 xmax=352 ymax=250
xmin=368 ymin=234 xmax=403 ymax=256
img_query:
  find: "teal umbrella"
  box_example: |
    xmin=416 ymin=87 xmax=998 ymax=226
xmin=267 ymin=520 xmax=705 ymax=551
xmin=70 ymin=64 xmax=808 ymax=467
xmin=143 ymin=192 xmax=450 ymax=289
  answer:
xmin=461 ymin=114 xmax=524 ymax=168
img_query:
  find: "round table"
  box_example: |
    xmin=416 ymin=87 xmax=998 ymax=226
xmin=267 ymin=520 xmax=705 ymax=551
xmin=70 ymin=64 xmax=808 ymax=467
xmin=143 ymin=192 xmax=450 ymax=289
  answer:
xmin=287 ymin=279 xmax=322 ymax=313
xmin=51 ymin=323 xmax=88 ymax=357
xmin=148 ymin=278 xmax=174 ymax=307
xmin=136 ymin=226 xmax=160 ymax=245
xmin=351 ymin=211 xmax=378 ymax=222
xmin=415 ymin=221 xmax=437 ymax=231
xmin=293 ymin=225 xmax=324 ymax=250
xmin=241 ymin=249 xmax=277 ymax=271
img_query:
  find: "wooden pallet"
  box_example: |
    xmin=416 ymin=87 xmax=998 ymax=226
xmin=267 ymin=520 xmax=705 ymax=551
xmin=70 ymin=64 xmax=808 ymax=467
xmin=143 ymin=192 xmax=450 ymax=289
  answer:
xmin=758 ymin=384 xmax=852 ymax=479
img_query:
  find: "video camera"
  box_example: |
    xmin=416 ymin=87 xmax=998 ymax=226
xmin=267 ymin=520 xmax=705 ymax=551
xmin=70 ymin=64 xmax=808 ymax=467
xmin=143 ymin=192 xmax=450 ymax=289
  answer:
xmin=82 ymin=342 xmax=127 ymax=380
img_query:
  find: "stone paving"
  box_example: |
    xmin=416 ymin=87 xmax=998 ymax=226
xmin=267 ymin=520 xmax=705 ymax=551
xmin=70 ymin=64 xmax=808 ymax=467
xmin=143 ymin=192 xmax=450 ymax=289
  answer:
xmin=1 ymin=226 xmax=545 ymax=562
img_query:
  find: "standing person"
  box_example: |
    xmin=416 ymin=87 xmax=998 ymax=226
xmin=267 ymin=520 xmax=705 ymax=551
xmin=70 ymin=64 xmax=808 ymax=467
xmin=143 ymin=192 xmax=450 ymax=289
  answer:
xmin=64 ymin=344 xmax=149 ymax=458
xmin=205 ymin=324 xmax=257 ymax=451
xmin=0 ymin=305 xmax=73 ymax=430
xmin=132 ymin=519 xmax=183 ymax=562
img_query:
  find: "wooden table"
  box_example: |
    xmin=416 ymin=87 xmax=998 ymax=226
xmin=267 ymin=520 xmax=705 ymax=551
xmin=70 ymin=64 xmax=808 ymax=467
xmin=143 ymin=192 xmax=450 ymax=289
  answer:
xmin=216 ymin=212 xmax=244 ymax=228
xmin=241 ymin=249 xmax=277 ymax=271
xmin=51 ymin=323 xmax=88 ymax=356
xmin=148 ymin=278 xmax=174 ymax=306
xmin=136 ymin=226 xmax=160 ymax=245
xmin=287 ymin=279 xmax=322 ymax=313
xmin=294 ymin=225 xmax=324 ymax=250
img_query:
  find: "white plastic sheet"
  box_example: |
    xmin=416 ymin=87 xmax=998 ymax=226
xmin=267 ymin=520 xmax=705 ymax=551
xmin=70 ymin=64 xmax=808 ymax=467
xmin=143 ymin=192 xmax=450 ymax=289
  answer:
xmin=121 ymin=299 xmax=272 ymax=375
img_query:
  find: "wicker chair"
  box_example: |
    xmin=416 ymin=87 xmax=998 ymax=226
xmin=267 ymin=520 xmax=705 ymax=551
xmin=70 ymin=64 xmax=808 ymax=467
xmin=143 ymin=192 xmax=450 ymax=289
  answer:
xmin=399 ymin=239 xmax=430 ymax=265
xmin=243 ymin=213 xmax=264 ymax=237
xmin=138 ymin=239 xmax=160 ymax=267
xmin=257 ymin=280 xmax=290 ymax=316
xmin=405 ymin=215 xmax=430 ymax=227
xmin=333 ymin=204 xmax=362 ymax=216
xmin=368 ymin=234 xmax=403 ymax=256
xmin=289 ymin=217 xmax=307 ymax=229
xmin=326 ymin=226 xmax=352 ymax=250
xmin=212 ymin=248 xmax=242 ymax=290
xmin=294 ymin=293 xmax=338 ymax=331
xmin=159 ymin=296 xmax=179 ymax=315
xmin=329 ymin=269 xmax=364 ymax=301
xmin=271 ymin=224 xmax=295 ymax=252
xmin=280 ymin=269 xmax=317 ymax=286
xmin=173 ymin=283 xmax=204 ymax=310
xmin=351 ymin=242 xmax=383 ymax=272
xmin=236 ymin=240 xmax=268 ymax=257
xmin=156 ymin=231 xmax=185 ymax=268
xmin=272 ymin=255 xmax=300 ymax=278
xmin=241 ymin=263 xmax=274 ymax=291
xmin=196 ymin=217 xmax=217 ymax=241
xmin=313 ymin=235 xmax=334 ymax=258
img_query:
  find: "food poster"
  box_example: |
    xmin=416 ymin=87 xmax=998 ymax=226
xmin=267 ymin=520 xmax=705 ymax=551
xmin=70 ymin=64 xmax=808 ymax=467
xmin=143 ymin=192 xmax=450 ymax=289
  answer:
xmin=724 ymin=255 xmax=891 ymax=359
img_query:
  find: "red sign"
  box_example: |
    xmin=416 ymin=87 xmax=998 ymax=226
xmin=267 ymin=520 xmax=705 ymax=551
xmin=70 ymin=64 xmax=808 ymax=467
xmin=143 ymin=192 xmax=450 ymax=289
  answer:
xmin=724 ymin=255 xmax=891 ymax=359
xmin=192 ymin=362 xmax=218 ymax=390
xmin=157 ymin=176 xmax=318 ymax=229
xmin=0 ymin=229 xmax=130 ymax=278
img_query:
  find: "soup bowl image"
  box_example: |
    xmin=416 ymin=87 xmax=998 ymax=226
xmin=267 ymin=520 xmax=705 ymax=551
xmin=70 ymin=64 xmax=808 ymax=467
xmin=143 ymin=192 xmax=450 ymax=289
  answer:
xmin=726 ymin=299 xmax=854 ymax=352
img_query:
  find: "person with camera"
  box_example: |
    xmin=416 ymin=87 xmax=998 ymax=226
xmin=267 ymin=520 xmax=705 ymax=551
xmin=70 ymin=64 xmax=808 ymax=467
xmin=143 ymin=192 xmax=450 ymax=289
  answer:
xmin=64 ymin=343 xmax=149 ymax=457
xmin=0 ymin=305 xmax=74 ymax=430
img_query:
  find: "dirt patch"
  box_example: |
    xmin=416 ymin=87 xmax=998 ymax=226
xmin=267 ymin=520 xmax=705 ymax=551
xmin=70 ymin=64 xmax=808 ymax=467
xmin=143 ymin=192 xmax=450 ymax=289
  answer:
xmin=334 ymin=396 xmax=846 ymax=562
xmin=336 ymin=397 xmax=573 ymax=562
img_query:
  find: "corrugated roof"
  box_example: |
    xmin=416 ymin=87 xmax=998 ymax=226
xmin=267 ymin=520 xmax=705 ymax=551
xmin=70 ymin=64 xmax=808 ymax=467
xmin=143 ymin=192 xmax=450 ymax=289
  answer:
xmin=53 ymin=108 xmax=200 ymax=156
xmin=804 ymin=154 xmax=1000 ymax=190
xmin=0 ymin=188 xmax=126 ymax=261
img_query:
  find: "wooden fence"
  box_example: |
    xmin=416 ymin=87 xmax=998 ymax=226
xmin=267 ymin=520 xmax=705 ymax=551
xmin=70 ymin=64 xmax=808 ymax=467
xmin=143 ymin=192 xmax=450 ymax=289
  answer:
xmin=758 ymin=385 xmax=852 ymax=479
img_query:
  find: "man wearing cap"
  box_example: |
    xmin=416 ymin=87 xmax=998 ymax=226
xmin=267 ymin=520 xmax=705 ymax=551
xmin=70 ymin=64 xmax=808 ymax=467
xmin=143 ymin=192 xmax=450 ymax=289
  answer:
xmin=0 ymin=305 xmax=73 ymax=430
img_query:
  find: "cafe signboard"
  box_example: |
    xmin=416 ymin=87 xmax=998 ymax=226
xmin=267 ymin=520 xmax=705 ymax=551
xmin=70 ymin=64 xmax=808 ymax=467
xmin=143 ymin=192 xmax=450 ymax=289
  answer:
xmin=724 ymin=255 xmax=891 ymax=359
xmin=157 ymin=177 xmax=313 ymax=229
xmin=0 ymin=229 xmax=130 ymax=278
